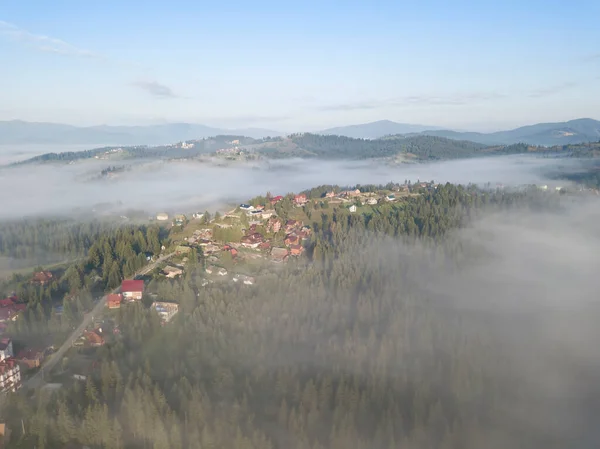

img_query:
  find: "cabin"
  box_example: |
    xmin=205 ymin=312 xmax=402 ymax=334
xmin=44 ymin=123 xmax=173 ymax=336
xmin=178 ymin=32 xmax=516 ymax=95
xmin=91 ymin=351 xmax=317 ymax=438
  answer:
xmin=31 ymin=271 xmax=53 ymax=286
xmin=121 ymin=280 xmax=144 ymax=301
xmin=107 ymin=293 xmax=122 ymax=309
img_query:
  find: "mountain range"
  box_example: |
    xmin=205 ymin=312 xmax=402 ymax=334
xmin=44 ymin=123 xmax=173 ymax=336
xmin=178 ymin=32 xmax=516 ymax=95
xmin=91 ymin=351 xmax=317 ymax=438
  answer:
xmin=322 ymin=118 xmax=600 ymax=146
xmin=0 ymin=120 xmax=282 ymax=146
xmin=1 ymin=118 xmax=599 ymax=147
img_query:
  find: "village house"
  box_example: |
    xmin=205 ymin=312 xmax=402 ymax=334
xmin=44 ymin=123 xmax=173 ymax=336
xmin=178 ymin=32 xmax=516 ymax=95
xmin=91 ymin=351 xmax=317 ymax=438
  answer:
xmin=223 ymin=245 xmax=239 ymax=258
xmin=240 ymin=232 xmax=265 ymax=249
xmin=174 ymin=214 xmax=186 ymax=225
xmin=195 ymin=228 xmax=213 ymax=239
xmin=156 ymin=213 xmax=169 ymax=221
xmin=270 ymin=195 xmax=283 ymax=205
xmin=294 ymin=194 xmax=308 ymax=206
xmin=0 ymin=304 xmax=25 ymax=323
xmin=271 ymin=247 xmax=289 ymax=263
xmin=239 ymin=204 xmax=254 ymax=211
xmin=341 ymin=189 xmax=361 ymax=198
xmin=152 ymin=301 xmax=179 ymax=324
xmin=0 ymin=358 xmax=21 ymax=393
xmin=284 ymin=234 xmax=300 ymax=246
xmin=366 ymin=198 xmax=378 ymax=205
xmin=31 ymin=271 xmax=53 ymax=286
xmin=349 ymin=205 xmax=357 ymax=213
xmin=15 ymin=348 xmax=44 ymax=369
xmin=217 ymin=267 xmax=228 ymax=276
xmin=290 ymin=244 xmax=305 ymax=256
xmin=162 ymin=266 xmax=183 ymax=279
xmin=325 ymin=191 xmax=336 ymax=198
xmin=121 ymin=280 xmax=144 ymax=301
xmin=85 ymin=330 xmax=105 ymax=347
xmin=284 ymin=219 xmax=303 ymax=234
xmin=205 ymin=266 xmax=214 ymax=274
xmin=261 ymin=210 xmax=274 ymax=219
xmin=0 ymin=339 xmax=12 ymax=360
xmin=386 ymin=194 xmax=396 ymax=202
xmin=267 ymin=217 xmax=282 ymax=233
xmin=107 ymin=293 xmax=122 ymax=309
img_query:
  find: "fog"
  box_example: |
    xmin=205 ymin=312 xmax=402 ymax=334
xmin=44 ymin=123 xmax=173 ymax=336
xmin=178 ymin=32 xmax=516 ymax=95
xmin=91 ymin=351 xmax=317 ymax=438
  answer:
xmin=0 ymin=153 xmax=585 ymax=220
xmin=0 ymin=144 xmax=103 ymax=165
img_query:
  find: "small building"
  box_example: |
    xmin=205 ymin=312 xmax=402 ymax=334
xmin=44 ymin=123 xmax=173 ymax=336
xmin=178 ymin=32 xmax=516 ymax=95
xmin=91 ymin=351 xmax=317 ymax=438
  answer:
xmin=192 ymin=212 xmax=204 ymax=219
xmin=325 ymin=191 xmax=336 ymax=198
xmin=290 ymin=244 xmax=304 ymax=256
xmin=106 ymin=293 xmax=122 ymax=309
xmin=121 ymin=280 xmax=144 ymax=301
xmin=239 ymin=204 xmax=254 ymax=211
xmin=386 ymin=194 xmax=396 ymax=201
xmin=156 ymin=213 xmax=169 ymax=221
xmin=217 ymin=267 xmax=228 ymax=276
xmin=232 ymin=274 xmax=255 ymax=285
xmin=84 ymin=330 xmax=105 ymax=347
xmin=152 ymin=301 xmax=179 ymax=323
xmin=15 ymin=349 xmax=44 ymax=369
xmin=267 ymin=217 xmax=282 ymax=233
xmin=0 ymin=306 xmax=24 ymax=323
xmin=349 ymin=205 xmax=357 ymax=213
xmin=31 ymin=271 xmax=53 ymax=286
xmin=284 ymin=234 xmax=300 ymax=246
xmin=0 ymin=339 xmax=13 ymax=360
xmin=0 ymin=358 xmax=21 ymax=393
xmin=366 ymin=198 xmax=378 ymax=205
xmin=294 ymin=194 xmax=308 ymax=206
xmin=270 ymin=195 xmax=283 ymax=205
xmin=163 ymin=265 xmax=183 ymax=278
xmin=205 ymin=266 xmax=214 ymax=274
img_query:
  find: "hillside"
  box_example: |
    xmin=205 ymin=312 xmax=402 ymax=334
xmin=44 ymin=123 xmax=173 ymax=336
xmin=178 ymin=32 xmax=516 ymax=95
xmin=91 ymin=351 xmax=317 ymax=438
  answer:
xmin=318 ymin=120 xmax=441 ymax=139
xmin=0 ymin=120 xmax=282 ymax=145
xmin=413 ymin=118 xmax=600 ymax=146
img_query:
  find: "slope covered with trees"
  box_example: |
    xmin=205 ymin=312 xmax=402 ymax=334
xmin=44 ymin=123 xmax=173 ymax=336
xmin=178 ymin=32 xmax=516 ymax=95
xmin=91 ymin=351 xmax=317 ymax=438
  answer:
xmin=1 ymin=185 xmax=590 ymax=449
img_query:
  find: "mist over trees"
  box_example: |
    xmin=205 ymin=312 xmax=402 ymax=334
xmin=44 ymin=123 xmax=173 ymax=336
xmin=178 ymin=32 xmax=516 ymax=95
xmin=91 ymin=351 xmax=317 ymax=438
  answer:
xmin=1 ymin=184 xmax=598 ymax=448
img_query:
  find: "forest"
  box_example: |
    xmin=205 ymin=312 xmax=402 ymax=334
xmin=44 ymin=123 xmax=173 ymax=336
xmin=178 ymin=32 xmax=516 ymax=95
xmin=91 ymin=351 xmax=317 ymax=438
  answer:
xmin=0 ymin=184 xmax=595 ymax=449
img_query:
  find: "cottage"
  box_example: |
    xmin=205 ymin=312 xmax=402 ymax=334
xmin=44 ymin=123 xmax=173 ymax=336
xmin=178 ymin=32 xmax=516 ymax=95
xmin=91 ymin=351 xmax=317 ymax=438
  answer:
xmin=267 ymin=217 xmax=282 ymax=233
xmin=294 ymin=194 xmax=308 ymax=205
xmin=174 ymin=214 xmax=186 ymax=225
xmin=156 ymin=213 xmax=169 ymax=221
xmin=349 ymin=205 xmax=357 ymax=213
xmin=162 ymin=266 xmax=183 ymax=279
xmin=386 ymin=194 xmax=396 ymax=201
xmin=284 ymin=234 xmax=300 ymax=246
xmin=239 ymin=204 xmax=254 ymax=211
xmin=366 ymin=198 xmax=378 ymax=205
xmin=233 ymin=274 xmax=255 ymax=285
xmin=121 ymin=280 xmax=144 ymax=301
xmin=290 ymin=244 xmax=305 ymax=256
xmin=270 ymin=195 xmax=283 ymax=205
xmin=15 ymin=349 xmax=44 ymax=369
xmin=271 ymin=247 xmax=289 ymax=263
xmin=241 ymin=232 xmax=265 ymax=249
xmin=0 ymin=339 xmax=13 ymax=360
xmin=85 ymin=330 xmax=104 ymax=347
xmin=217 ymin=267 xmax=228 ymax=276
xmin=205 ymin=266 xmax=214 ymax=274
xmin=261 ymin=211 xmax=274 ymax=219
xmin=325 ymin=191 xmax=336 ymax=198
xmin=0 ymin=305 xmax=25 ymax=323
xmin=284 ymin=219 xmax=302 ymax=233
xmin=31 ymin=271 xmax=53 ymax=285
xmin=107 ymin=293 xmax=122 ymax=309
xmin=152 ymin=301 xmax=179 ymax=323
xmin=0 ymin=358 xmax=21 ymax=393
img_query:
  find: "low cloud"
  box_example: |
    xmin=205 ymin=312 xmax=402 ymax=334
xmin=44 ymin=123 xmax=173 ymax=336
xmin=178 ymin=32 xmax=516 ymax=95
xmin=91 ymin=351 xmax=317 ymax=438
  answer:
xmin=0 ymin=151 xmax=584 ymax=220
xmin=0 ymin=20 xmax=98 ymax=58
xmin=131 ymin=80 xmax=179 ymax=99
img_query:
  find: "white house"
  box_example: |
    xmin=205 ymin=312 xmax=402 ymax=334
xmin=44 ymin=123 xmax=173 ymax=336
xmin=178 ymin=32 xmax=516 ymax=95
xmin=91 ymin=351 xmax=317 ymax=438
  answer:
xmin=0 ymin=358 xmax=21 ymax=393
xmin=349 ymin=205 xmax=357 ymax=213
xmin=156 ymin=213 xmax=169 ymax=221
xmin=0 ymin=339 xmax=13 ymax=361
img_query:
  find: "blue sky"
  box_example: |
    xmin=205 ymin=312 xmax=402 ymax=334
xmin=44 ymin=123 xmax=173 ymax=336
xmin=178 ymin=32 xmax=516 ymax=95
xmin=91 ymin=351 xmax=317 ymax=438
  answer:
xmin=1 ymin=0 xmax=599 ymax=131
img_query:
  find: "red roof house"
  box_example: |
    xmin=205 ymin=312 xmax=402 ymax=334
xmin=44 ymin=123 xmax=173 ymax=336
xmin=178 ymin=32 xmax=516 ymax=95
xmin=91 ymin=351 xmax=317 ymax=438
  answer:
xmin=121 ymin=280 xmax=144 ymax=301
xmin=270 ymin=195 xmax=283 ymax=205
xmin=107 ymin=293 xmax=122 ymax=309
xmin=294 ymin=194 xmax=307 ymax=205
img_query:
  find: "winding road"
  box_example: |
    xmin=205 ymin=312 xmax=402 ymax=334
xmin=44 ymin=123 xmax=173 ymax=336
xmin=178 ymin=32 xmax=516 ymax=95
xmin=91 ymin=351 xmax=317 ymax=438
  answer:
xmin=23 ymin=252 xmax=174 ymax=390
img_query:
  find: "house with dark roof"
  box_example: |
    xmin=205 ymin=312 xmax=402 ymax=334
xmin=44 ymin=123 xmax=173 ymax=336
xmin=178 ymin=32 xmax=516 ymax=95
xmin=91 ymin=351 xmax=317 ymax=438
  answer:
xmin=15 ymin=348 xmax=44 ymax=369
xmin=121 ymin=280 xmax=144 ymax=301
xmin=31 ymin=271 xmax=53 ymax=285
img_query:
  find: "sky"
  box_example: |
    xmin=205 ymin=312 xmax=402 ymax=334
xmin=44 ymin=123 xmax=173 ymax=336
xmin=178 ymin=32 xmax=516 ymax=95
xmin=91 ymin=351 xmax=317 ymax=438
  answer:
xmin=1 ymin=0 xmax=600 ymax=132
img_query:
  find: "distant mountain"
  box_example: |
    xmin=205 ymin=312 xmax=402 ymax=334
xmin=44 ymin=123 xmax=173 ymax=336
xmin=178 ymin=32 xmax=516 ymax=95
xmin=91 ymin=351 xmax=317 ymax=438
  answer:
xmin=0 ymin=120 xmax=283 ymax=145
xmin=318 ymin=120 xmax=442 ymax=139
xmin=413 ymin=118 xmax=600 ymax=146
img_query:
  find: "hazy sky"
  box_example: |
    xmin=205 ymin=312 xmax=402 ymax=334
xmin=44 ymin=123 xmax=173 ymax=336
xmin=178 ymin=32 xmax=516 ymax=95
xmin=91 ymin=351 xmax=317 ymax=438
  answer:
xmin=1 ymin=0 xmax=600 ymax=131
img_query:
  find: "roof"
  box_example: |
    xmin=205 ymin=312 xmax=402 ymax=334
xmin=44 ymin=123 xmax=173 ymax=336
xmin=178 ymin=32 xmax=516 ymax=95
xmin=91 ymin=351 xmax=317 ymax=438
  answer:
xmin=107 ymin=293 xmax=122 ymax=304
xmin=16 ymin=348 xmax=43 ymax=360
xmin=121 ymin=280 xmax=144 ymax=293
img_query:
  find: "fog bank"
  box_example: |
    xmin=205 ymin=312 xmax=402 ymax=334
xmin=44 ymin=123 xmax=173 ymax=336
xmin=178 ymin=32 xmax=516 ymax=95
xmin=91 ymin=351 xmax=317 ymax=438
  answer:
xmin=0 ymin=154 xmax=585 ymax=220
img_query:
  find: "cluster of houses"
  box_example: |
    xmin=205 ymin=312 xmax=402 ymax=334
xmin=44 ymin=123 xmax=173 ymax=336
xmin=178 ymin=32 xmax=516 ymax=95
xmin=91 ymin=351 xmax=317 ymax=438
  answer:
xmin=105 ymin=279 xmax=178 ymax=324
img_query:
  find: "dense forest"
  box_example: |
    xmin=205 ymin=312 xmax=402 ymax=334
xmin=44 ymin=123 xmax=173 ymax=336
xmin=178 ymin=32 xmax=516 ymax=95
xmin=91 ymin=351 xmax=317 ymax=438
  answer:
xmin=1 ymin=184 xmax=594 ymax=449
